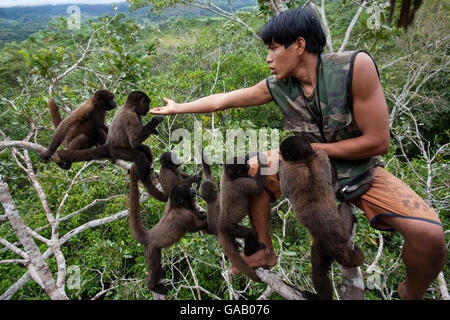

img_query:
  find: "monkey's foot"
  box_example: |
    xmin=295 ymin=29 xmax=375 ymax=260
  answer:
xmin=39 ymin=149 xmax=52 ymax=161
xmin=230 ymin=247 xmax=277 ymax=275
xmin=56 ymin=160 xmax=72 ymax=170
xmin=151 ymin=283 xmax=168 ymax=296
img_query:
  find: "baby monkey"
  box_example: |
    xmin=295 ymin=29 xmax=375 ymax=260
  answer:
xmin=159 ymin=151 xmax=202 ymax=197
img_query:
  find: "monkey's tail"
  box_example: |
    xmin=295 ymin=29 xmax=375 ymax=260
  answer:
xmin=218 ymin=229 xmax=260 ymax=282
xmin=57 ymin=145 xmax=111 ymax=162
xmin=128 ymin=165 xmax=148 ymax=244
xmin=48 ymin=97 xmax=63 ymax=128
xmin=201 ymin=150 xmax=212 ymax=179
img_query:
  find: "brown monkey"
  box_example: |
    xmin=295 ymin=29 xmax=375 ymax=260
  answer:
xmin=128 ymin=165 xmax=207 ymax=295
xmin=218 ymin=153 xmax=267 ymax=281
xmin=39 ymin=90 xmax=117 ymax=169
xmin=57 ymin=91 xmax=166 ymax=201
xmin=199 ymin=150 xmax=220 ymax=236
xmin=159 ymin=151 xmax=202 ymax=197
xmin=279 ymin=135 xmax=364 ymax=300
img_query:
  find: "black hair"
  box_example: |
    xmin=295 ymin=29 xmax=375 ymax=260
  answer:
xmin=258 ymin=8 xmax=326 ymax=54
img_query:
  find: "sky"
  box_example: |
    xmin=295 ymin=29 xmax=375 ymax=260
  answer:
xmin=0 ymin=0 xmax=126 ymax=8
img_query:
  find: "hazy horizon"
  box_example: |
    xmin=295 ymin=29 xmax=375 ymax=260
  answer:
xmin=0 ymin=0 xmax=126 ymax=8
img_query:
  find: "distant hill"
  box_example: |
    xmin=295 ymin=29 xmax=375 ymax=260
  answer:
xmin=0 ymin=1 xmax=256 ymax=46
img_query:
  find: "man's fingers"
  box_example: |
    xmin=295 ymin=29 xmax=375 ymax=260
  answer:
xmin=148 ymin=107 xmax=164 ymax=114
xmin=148 ymin=97 xmax=174 ymax=114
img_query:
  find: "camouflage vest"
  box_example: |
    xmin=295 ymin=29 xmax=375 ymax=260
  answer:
xmin=267 ymin=50 xmax=379 ymax=189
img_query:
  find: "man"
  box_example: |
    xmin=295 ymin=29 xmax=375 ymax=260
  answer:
xmin=149 ymin=8 xmax=446 ymax=299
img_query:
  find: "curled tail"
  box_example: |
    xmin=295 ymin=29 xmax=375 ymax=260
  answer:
xmin=219 ymin=229 xmax=260 ymax=282
xmin=48 ymin=97 xmax=63 ymax=128
xmin=129 ymin=165 xmax=148 ymax=244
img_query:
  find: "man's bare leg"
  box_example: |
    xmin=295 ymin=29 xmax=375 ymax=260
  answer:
xmin=382 ymin=216 xmax=446 ymax=299
xmin=230 ymin=191 xmax=277 ymax=274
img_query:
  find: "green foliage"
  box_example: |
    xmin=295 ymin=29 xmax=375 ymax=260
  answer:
xmin=0 ymin=0 xmax=447 ymax=300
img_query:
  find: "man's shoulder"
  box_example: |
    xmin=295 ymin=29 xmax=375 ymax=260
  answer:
xmin=322 ymin=50 xmax=359 ymax=65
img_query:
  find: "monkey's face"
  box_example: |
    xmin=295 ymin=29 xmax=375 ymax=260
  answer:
xmin=280 ymin=136 xmax=314 ymax=162
xmin=135 ymin=97 xmax=151 ymax=115
xmin=170 ymin=183 xmax=196 ymax=209
xmin=126 ymin=91 xmax=151 ymax=115
xmin=94 ymin=90 xmax=117 ymax=111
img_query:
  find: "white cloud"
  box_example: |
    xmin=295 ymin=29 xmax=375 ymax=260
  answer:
xmin=0 ymin=1 xmax=126 ymax=8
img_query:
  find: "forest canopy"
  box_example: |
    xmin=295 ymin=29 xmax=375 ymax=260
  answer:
xmin=0 ymin=0 xmax=448 ymax=300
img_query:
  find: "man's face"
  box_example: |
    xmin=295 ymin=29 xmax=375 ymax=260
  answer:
xmin=266 ymin=41 xmax=299 ymax=80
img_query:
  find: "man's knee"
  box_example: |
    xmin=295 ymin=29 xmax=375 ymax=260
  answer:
xmin=422 ymin=226 xmax=447 ymax=259
xmin=406 ymin=222 xmax=446 ymax=264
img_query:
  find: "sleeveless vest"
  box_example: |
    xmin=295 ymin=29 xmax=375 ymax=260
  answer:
xmin=267 ymin=50 xmax=379 ymax=189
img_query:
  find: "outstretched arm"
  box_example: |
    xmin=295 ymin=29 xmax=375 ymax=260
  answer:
xmin=148 ymin=79 xmax=272 ymax=115
xmin=311 ymin=52 xmax=390 ymax=160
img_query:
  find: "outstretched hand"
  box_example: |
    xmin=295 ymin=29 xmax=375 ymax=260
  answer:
xmin=148 ymin=98 xmax=177 ymax=115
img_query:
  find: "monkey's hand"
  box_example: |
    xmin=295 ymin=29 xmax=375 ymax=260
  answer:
xmin=145 ymin=115 xmax=164 ymax=135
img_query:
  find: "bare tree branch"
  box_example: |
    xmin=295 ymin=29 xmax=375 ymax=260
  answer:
xmin=0 ymin=176 xmax=68 ymax=300
xmin=338 ymin=1 xmax=367 ymax=52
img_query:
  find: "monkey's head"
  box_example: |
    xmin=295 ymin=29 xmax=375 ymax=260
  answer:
xmin=280 ymin=136 xmax=315 ymax=162
xmin=126 ymin=91 xmax=151 ymax=115
xmin=169 ymin=182 xmax=197 ymax=209
xmin=224 ymin=157 xmax=250 ymax=180
xmin=94 ymin=89 xmax=117 ymax=111
xmin=159 ymin=151 xmax=181 ymax=169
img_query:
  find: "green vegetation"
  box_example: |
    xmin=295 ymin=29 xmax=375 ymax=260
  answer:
xmin=0 ymin=0 xmax=447 ymax=300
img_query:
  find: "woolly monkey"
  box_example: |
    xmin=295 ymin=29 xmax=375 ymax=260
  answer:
xmin=40 ymin=90 xmax=117 ymax=169
xmin=279 ymin=135 xmax=364 ymax=300
xmin=128 ymin=165 xmax=207 ymax=295
xmin=159 ymin=151 xmax=202 ymax=197
xmin=218 ymin=153 xmax=268 ymax=281
xmin=57 ymin=91 xmax=166 ymax=201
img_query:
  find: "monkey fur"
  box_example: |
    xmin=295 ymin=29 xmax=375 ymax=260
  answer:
xmin=199 ymin=150 xmax=220 ymax=236
xmin=279 ymin=135 xmax=365 ymax=300
xmin=56 ymin=91 xmax=166 ymax=202
xmin=159 ymin=151 xmax=202 ymax=197
xmin=39 ymin=90 xmax=117 ymax=169
xmin=218 ymin=153 xmax=268 ymax=282
xmin=128 ymin=165 xmax=207 ymax=295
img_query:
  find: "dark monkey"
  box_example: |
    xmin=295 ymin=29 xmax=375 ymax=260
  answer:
xmin=128 ymin=165 xmax=207 ymax=295
xmin=159 ymin=151 xmax=202 ymax=197
xmin=57 ymin=91 xmax=166 ymax=201
xmin=199 ymin=150 xmax=220 ymax=236
xmin=279 ymin=135 xmax=364 ymax=300
xmin=40 ymin=90 xmax=117 ymax=169
xmin=218 ymin=153 xmax=268 ymax=281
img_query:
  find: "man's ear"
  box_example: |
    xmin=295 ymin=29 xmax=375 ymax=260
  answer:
xmin=296 ymin=37 xmax=306 ymax=55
